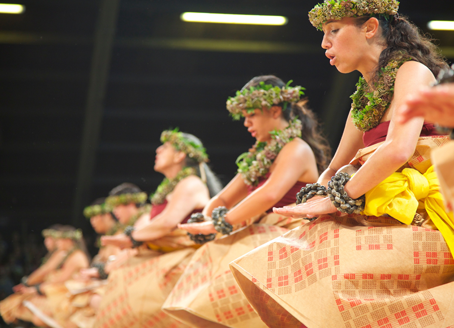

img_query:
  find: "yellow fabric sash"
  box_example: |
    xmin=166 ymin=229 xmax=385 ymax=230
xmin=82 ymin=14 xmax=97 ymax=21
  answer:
xmin=363 ymin=166 xmax=454 ymax=256
xmin=146 ymin=243 xmax=201 ymax=253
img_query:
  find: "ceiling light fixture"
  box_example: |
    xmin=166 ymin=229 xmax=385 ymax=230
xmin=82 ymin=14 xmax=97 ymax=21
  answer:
xmin=427 ymin=20 xmax=454 ymax=31
xmin=181 ymin=12 xmax=288 ymax=26
xmin=0 ymin=3 xmax=24 ymax=14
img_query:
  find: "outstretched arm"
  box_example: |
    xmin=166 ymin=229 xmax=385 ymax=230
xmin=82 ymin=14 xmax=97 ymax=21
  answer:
xmin=180 ymin=139 xmax=317 ymax=234
xmin=398 ymin=83 xmax=454 ymax=127
xmin=276 ymin=61 xmax=435 ymax=218
xmin=42 ymin=251 xmax=89 ymax=287
xmin=102 ymin=176 xmax=209 ymax=246
xmin=24 ymin=250 xmax=67 ymax=286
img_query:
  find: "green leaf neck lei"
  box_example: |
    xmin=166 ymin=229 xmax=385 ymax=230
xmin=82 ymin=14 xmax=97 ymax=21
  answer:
xmin=237 ymin=119 xmax=302 ymax=186
xmin=351 ymin=55 xmax=412 ymax=132
xmin=150 ymin=167 xmax=197 ymax=205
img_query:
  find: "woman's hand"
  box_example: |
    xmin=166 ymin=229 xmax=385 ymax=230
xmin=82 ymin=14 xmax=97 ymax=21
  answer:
xmin=101 ymin=234 xmax=132 ymax=249
xmin=273 ymin=197 xmax=337 ymax=218
xmin=398 ymin=84 xmax=454 ymax=127
xmin=13 ymin=283 xmax=25 ymax=293
xmin=79 ymin=267 xmax=100 ymax=281
xmin=21 ymin=286 xmax=37 ymax=295
xmin=178 ymin=221 xmax=217 ymax=235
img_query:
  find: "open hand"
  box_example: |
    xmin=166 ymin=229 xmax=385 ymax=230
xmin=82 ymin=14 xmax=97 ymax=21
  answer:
xmin=178 ymin=221 xmax=217 ymax=235
xmin=21 ymin=286 xmax=37 ymax=295
xmin=101 ymin=234 xmax=132 ymax=249
xmin=398 ymin=84 xmax=454 ymax=127
xmin=13 ymin=283 xmax=25 ymax=293
xmin=79 ymin=267 xmax=100 ymax=281
xmin=273 ymin=197 xmax=337 ymax=218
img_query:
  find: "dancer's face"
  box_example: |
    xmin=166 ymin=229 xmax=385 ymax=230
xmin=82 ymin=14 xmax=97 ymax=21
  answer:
xmin=90 ymin=213 xmax=113 ymax=234
xmin=44 ymin=237 xmax=56 ymax=252
xmin=242 ymin=107 xmax=281 ymax=142
xmin=154 ymin=142 xmax=182 ymax=173
xmin=321 ymin=17 xmax=368 ymax=74
xmin=113 ymin=204 xmax=137 ymax=224
xmin=56 ymin=238 xmax=73 ymax=251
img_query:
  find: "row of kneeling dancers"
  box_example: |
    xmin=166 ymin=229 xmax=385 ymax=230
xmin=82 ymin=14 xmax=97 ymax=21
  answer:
xmin=2 ymin=0 xmax=454 ymax=327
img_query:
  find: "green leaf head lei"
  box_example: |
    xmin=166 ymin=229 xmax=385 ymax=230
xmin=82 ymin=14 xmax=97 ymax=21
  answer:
xmin=161 ymin=128 xmax=209 ymax=163
xmin=226 ymin=80 xmax=305 ymax=120
xmin=309 ymin=0 xmax=400 ymax=31
xmin=42 ymin=229 xmax=83 ymax=240
xmin=105 ymin=192 xmax=148 ymax=208
xmin=83 ymin=203 xmax=113 ymax=219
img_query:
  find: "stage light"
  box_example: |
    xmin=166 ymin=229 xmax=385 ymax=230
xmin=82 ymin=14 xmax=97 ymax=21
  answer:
xmin=0 ymin=3 xmax=24 ymax=14
xmin=428 ymin=21 xmax=454 ymax=31
xmin=181 ymin=12 xmax=287 ymax=26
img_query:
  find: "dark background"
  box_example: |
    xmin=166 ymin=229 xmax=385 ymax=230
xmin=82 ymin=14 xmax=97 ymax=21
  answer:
xmin=0 ymin=0 xmax=453 ymax=284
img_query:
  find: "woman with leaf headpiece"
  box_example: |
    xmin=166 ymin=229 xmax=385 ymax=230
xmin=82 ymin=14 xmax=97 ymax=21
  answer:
xmin=161 ymin=75 xmax=330 ymax=327
xmin=92 ymin=130 xmax=222 ymax=328
xmin=229 ymin=1 xmax=454 ymax=327
xmin=0 ymin=226 xmax=89 ymax=328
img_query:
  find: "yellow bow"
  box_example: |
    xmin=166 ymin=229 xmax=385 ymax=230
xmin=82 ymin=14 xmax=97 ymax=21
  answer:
xmin=363 ymin=166 xmax=454 ymax=255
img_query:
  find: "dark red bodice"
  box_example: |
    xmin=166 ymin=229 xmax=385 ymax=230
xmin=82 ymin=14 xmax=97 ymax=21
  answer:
xmin=363 ymin=121 xmax=438 ymax=147
xmin=149 ymin=200 xmax=201 ymax=224
xmin=248 ymin=174 xmax=307 ymax=213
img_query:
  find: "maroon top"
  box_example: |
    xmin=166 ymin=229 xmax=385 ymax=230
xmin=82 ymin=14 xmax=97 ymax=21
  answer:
xmin=149 ymin=200 xmax=202 ymax=224
xmin=248 ymin=173 xmax=307 ymax=213
xmin=363 ymin=121 xmax=438 ymax=147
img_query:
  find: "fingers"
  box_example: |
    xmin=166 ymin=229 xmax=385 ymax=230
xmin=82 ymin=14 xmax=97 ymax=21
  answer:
xmin=273 ymin=206 xmax=307 ymax=218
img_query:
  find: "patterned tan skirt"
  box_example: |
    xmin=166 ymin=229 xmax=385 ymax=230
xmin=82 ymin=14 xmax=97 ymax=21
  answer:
xmin=229 ymin=215 xmax=454 ymax=328
xmin=163 ymin=213 xmax=304 ymax=327
xmin=92 ymin=247 xmax=195 ymax=328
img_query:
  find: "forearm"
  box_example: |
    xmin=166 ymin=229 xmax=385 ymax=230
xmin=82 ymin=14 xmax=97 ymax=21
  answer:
xmin=317 ymin=167 xmax=337 ymax=187
xmin=26 ymin=270 xmax=48 ymax=285
xmin=202 ymin=195 xmax=227 ymax=217
xmin=344 ymin=142 xmax=410 ymax=199
xmin=225 ymin=186 xmax=279 ymax=225
xmin=132 ymin=224 xmax=173 ymax=242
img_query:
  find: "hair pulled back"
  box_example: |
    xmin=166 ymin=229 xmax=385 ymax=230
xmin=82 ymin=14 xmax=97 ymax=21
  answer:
xmin=355 ymin=15 xmax=448 ymax=79
xmin=180 ymin=132 xmax=223 ymax=198
xmin=109 ymin=183 xmax=145 ymax=208
xmin=243 ymin=75 xmax=331 ymax=174
xmin=58 ymin=225 xmax=91 ymax=262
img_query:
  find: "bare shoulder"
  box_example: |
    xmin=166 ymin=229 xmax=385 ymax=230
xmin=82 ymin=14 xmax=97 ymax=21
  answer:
xmin=396 ymin=61 xmax=435 ymax=87
xmin=278 ymin=138 xmax=314 ymax=160
xmin=174 ymin=175 xmax=206 ymax=193
xmin=68 ymin=249 xmax=89 ymax=265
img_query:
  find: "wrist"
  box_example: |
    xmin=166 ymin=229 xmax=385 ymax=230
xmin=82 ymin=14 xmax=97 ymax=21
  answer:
xmin=343 ymin=181 xmax=359 ymax=199
xmin=212 ymin=207 xmax=233 ymax=235
xmin=124 ymin=226 xmax=144 ymax=248
xmin=327 ymin=172 xmax=365 ymax=214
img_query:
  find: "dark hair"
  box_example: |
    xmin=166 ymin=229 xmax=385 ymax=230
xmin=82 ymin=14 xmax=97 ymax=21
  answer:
xmin=46 ymin=224 xmax=63 ymax=231
xmin=180 ymin=132 xmax=223 ymax=197
xmin=109 ymin=183 xmax=145 ymax=208
xmin=354 ymin=15 xmax=448 ymax=79
xmin=91 ymin=198 xmax=105 ymax=206
xmin=58 ymin=225 xmax=91 ymax=262
xmin=243 ymin=75 xmax=331 ymax=174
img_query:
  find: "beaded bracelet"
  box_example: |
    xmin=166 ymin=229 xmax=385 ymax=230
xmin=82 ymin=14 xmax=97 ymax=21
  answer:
xmin=186 ymin=213 xmax=216 ymax=244
xmin=212 ymin=207 xmax=233 ymax=235
xmin=327 ymin=172 xmax=365 ymax=214
xmin=21 ymin=276 xmax=30 ymax=287
xmin=35 ymin=284 xmax=44 ymax=296
xmin=92 ymin=263 xmax=108 ymax=280
xmin=124 ymin=226 xmax=144 ymax=248
xmin=296 ymin=183 xmax=328 ymax=205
